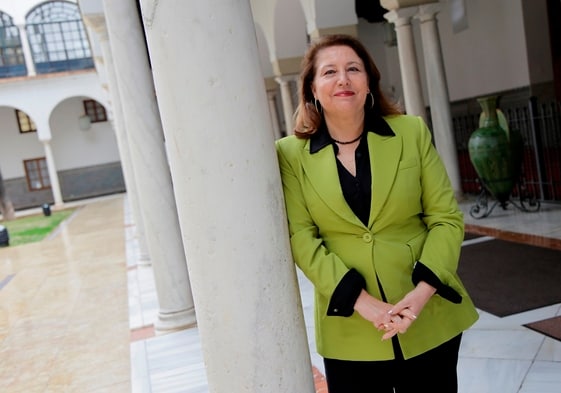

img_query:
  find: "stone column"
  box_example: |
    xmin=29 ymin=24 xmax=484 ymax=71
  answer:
xmin=17 ymin=24 xmax=36 ymax=76
xmin=102 ymin=0 xmax=196 ymax=331
xmin=139 ymin=1 xmax=314 ymax=392
xmin=384 ymin=7 xmax=426 ymax=120
xmin=41 ymin=138 xmax=63 ymax=206
xmin=417 ymin=4 xmax=463 ymax=198
xmin=94 ymin=24 xmax=150 ymax=263
xmin=275 ymin=75 xmax=296 ymax=135
xmin=267 ymin=91 xmax=282 ymax=139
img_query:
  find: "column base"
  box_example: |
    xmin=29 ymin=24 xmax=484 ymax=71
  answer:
xmin=155 ymin=307 xmax=197 ymax=333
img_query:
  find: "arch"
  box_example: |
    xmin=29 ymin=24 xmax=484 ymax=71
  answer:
xmin=0 ymin=70 xmax=108 ymax=140
xmin=0 ymin=104 xmax=43 ymax=179
xmin=26 ymin=0 xmax=80 ymax=23
xmin=49 ymin=95 xmax=118 ymax=169
xmin=41 ymin=74 xmax=109 ymax=116
xmin=25 ymin=0 xmax=94 ymax=74
xmin=47 ymin=95 xmax=123 ymax=202
xmin=250 ymin=0 xmax=277 ymax=62
xmin=254 ymin=23 xmax=274 ymax=78
xmin=298 ymin=0 xmax=316 ymax=35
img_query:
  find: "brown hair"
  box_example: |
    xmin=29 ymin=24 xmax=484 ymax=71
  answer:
xmin=293 ymin=34 xmax=402 ymax=138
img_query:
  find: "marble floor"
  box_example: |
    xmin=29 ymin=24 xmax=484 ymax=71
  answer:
xmin=0 ymin=195 xmax=131 ymax=392
xmin=1 ymin=193 xmax=561 ymax=392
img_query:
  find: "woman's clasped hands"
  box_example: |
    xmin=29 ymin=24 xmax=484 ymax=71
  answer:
xmin=377 ymin=307 xmax=417 ymax=341
xmin=354 ymin=282 xmax=437 ymax=340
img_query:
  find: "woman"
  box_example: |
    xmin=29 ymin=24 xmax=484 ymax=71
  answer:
xmin=276 ymin=34 xmax=478 ymax=392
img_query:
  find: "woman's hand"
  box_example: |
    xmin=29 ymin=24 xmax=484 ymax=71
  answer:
xmin=380 ymin=281 xmax=437 ymax=340
xmin=353 ymin=289 xmax=394 ymax=329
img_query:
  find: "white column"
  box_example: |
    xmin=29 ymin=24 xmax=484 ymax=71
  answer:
xmin=41 ymin=138 xmax=63 ymax=206
xmin=17 ymin=24 xmax=36 ymax=76
xmin=95 ymin=25 xmax=150 ymax=263
xmin=417 ymin=4 xmax=463 ymax=199
xmin=275 ymin=75 xmax=296 ymax=135
xmin=103 ymin=0 xmax=196 ymax=331
xmin=384 ymin=7 xmax=426 ymax=120
xmin=139 ymin=1 xmax=314 ymax=392
xmin=267 ymin=91 xmax=282 ymax=139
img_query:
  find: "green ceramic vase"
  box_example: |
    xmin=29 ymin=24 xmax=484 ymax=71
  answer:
xmin=468 ymin=96 xmax=515 ymax=204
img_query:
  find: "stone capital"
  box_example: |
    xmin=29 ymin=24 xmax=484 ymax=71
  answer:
xmin=91 ymin=23 xmax=109 ymax=41
xmin=272 ymin=57 xmax=302 ymax=77
xmin=82 ymin=14 xmax=108 ymax=35
xmin=384 ymin=7 xmax=419 ymax=27
xmin=417 ymin=3 xmax=441 ymax=22
xmin=274 ymin=75 xmax=297 ymax=85
xmin=381 ymin=0 xmax=438 ymax=11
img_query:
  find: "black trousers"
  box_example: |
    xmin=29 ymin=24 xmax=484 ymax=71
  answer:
xmin=323 ymin=334 xmax=462 ymax=393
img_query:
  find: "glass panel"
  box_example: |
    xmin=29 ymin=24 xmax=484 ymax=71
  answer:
xmin=0 ymin=13 xmax=26 ymax=77
xmin=26 ymin=2 xmax=93 ymax=74
xmin=24 ymin=158 xmax=49 ymax=190
xmin=83 ymin=100 xmax=107 ymax=122
xmin=39 ymin=159 xmax=50 ymax=187
xmin=27 ymin=161 xmax=41 ymax=190
xmin=16 ymin=110 xmax=36 ymax=132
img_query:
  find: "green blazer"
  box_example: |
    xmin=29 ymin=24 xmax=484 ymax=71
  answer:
xmin=276 ymin=114 xmax=478 ymax=361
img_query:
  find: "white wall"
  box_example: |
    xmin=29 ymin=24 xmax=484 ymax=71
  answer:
xmin=314 ymin=0 xmax=357 ymax=29
xmin=436 ymin=0 xmax=530 ymax=101
xmin=50 ymin=97 xmax=120 ymax=171
xmin=0 ymin=106 xmax=44 ymax=178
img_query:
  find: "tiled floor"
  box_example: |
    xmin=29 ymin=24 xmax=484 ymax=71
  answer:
xmin=1 ymin=193 xmax=561 ymax=392
xmin=0 ymin=195 xmax=131 ymax=392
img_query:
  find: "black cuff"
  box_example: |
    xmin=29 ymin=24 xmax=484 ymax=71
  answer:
xmin=412 ymin=261 xmax=462 ymax=304
xmin=327 ymin=269 xmax=366 ymax=317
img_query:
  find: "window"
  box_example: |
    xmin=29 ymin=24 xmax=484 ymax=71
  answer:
xmin=83 ymin=100 xmax=107 ymax=122
xmin=24 ymin=158 xmax=50 ymax=191
xmin=0 ymin=12 xmax=26 ymax=77
xmin=26 ymin=1 xmax=94 ymax=74
xmin=15 ymin=109 xmax=37 ymax=133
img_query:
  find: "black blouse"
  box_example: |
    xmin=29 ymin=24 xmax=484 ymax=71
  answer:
xmin=309 ymin=114 xmax=461 ymax=318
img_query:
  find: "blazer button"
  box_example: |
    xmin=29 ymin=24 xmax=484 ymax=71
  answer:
xmin=362 ymin=233 xmax=373 ymax=243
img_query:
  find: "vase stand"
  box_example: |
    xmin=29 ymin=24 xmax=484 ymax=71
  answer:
xmin=468 ymin=186 xmax=541 ymax=219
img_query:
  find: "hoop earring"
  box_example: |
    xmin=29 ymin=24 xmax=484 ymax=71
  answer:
xmin=368 ymin=92 xmax=375 ymax=109
xmin=314 ymin=98 xmax=323 ymax=113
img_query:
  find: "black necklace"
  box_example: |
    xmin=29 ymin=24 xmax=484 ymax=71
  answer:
xmin=331 ymin=132 xmax=363 ymax=145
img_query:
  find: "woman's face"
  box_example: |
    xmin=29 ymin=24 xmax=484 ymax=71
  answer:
xmin=311 ymin=45 xmax=369 ymax=118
